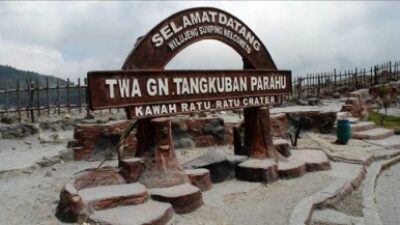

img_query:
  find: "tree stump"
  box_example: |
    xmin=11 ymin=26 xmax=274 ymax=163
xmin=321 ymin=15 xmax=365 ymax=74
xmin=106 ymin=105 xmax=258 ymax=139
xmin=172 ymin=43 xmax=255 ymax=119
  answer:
xmin=136 ymin=117 xmax=189 ymax=188
xmin=243 ymin=106 xmax=282 ymax=160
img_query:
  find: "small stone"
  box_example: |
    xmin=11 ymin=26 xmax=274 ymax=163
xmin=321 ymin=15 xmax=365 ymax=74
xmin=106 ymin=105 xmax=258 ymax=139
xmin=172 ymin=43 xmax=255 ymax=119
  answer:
xmin=44 ymin=171 xmax=53 ymax=177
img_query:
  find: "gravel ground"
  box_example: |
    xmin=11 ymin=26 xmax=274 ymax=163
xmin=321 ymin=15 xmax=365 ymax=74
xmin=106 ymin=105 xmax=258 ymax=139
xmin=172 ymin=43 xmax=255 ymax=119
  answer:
xmin=0 ymin=139 xmax=337 ymax=225
xmin=326 ymin=190 xmax=364 ymax=217
xmin=376 ymin=163 xmax=400 ymax=225
xmin=172 ymin=172 xmax=334 ymax=225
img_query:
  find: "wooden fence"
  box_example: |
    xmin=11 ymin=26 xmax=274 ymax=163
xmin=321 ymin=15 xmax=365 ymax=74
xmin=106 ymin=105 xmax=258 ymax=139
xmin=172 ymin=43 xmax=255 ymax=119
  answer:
xmin=0 ymin=77 xmax=89 ymax=122
xmin=284 ymin=60 xmax=400 ymax=102
xmin=1 ymin=60 xmax=399 ymax=122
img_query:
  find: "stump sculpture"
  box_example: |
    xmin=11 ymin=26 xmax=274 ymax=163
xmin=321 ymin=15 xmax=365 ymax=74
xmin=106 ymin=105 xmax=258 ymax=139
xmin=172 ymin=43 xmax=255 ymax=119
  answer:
xmin=57 ymin=6 xmax=330 ymax=225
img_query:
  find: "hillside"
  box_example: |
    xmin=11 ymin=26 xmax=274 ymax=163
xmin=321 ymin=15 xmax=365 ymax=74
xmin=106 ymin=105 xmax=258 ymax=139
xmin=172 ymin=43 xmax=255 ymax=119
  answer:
xmin=0 ymin=65 xmax=69 ymax=90
xmin=0 ymin=65 xmax=82 ymax=108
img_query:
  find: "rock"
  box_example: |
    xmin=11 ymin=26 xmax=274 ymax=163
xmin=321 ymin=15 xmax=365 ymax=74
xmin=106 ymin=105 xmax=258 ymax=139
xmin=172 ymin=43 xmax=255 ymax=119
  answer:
xmin=307 ymin=98 xmax=321 ymax=106
xmin=44 ymin=171 xmax=53 ymax=177
xmin=198 ymin=111 xmax=208 ymax=117
xmin=36 ymin=156 xmax=60 ymax=167
xmin=288 ymin=111 xmax=337 ymax=134
xmin=49 ymin=133 xmax=64 ymax=143
xmin=270 ymin=113 xmax=289 ymax=137
xmin=332 ymin=92 xmax=341 ymax=99
xmin=1 ymin=123 xmax=39 ymax=139
xmin=182 ymin=151 xmax=234 ymax=183
xmin=202 ymin=119 xmax=225 ymax=140
xmin=174 ymin=138 xmax=195 ymax=149
xmin=297 ymin=99 xmax=308 ymax=106
xmin=1 ymin=116 xmax=17 ymax=124
xmin=64 ymin=114 xmax=71 ymax=120
xmin=59 ymin=148 xmax=74 ymax=161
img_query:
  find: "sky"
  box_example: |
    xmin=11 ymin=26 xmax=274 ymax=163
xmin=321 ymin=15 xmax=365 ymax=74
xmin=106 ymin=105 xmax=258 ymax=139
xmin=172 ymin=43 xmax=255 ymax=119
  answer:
xmin=0 ymin=1 xmax=399 ymax=81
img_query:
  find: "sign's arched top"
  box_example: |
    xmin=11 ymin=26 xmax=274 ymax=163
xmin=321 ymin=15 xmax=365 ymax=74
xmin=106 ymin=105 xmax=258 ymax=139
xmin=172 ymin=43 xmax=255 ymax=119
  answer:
xmin=122 ymin=7 xmax=277 ymax=70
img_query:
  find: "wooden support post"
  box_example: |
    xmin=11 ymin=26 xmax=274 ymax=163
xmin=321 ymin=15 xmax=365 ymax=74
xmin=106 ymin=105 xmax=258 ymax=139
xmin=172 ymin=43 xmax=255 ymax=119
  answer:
xmin=67 ymin=78 xmax=71 ymax=113
xmin=26 ymin=79 xmax=35 ymax=123
xmin=363 ymin=68 xmax=366 ymax=88
xmin=46 ymin=77 xmax=50 ymax=115
xmin=136 ymin=117 xmax=189 ymax=188
xmin=317 ymin=73 xmax=321 ymax=97
xmin=78 ymin=78 xmax=82 ymax=113
xmin=243 ymin=106 xmax=281 ymax=160
xmin=57 ymin=78 xmax=61 ymax=115
xmin=36 ymin=77 xmax=40 ymax=118
xmin=16 ymin=80 xmax=21 ymax=121
xmin=4 ymin=83 xmax=8 ymax=116
xmin=333 ymin=69 xmax=337 ymax=92
xmin=354 ymin=67 xmax=358 ymax=90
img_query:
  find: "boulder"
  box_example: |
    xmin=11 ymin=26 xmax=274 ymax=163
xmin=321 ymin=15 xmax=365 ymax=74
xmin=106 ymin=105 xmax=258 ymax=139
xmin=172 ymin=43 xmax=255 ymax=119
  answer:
xmin=182 ymin=151 xmax=248 ymax=183
xmin=270 ymin=113 xmax=289 ymax=137
xmin=287 ymin=111 xmax=336 ymax=134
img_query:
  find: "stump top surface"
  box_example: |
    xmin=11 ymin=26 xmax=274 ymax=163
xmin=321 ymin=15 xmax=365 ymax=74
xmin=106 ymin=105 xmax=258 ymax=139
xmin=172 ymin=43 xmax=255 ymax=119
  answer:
xmin=184 ymin=168 xmax=210 ymax=176
xmin=149 ymin=183 xmax=200 ymax=198
xmin=273 ymin=138 xmax=289 ymax=145
xmin=121 ymin=157 xmax=143 ymax=164
xmin=290 ymin=149 xmax=329 ymax=164
xmin=79 ymin=183 xmax=147 ymax=203
xmin=89 ymin=200 xmax=172 ymax=225
xmin=239 ymin=159 xmax=276 ymax=169
xmin=277 ymin=159 xmax=305 ymax=171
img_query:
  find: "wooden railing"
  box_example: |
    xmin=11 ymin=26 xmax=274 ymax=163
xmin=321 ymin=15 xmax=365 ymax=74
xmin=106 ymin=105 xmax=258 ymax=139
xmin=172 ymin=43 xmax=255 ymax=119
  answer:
xmin=1 ymin=60 xmax=399 ymax=122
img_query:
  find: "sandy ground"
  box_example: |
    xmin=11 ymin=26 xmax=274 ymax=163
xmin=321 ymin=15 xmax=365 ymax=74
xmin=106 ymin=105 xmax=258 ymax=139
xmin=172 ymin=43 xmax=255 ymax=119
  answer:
xmin=376 ymin=163 xmax=400 ymax=225
xmin=0 ymin=130 xmax=72 ymax=172
xmin=0 ymin=134 xmax=362 ymax=225
xmin=0 ymin=99 xmax=398 ymax=225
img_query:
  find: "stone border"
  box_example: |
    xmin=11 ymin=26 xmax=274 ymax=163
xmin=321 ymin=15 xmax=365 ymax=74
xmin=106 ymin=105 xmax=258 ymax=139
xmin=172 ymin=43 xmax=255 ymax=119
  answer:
xmin=362 ymin=155 xmax=400 ymax=225
xmin=288 ymin=154 xmax=400 ymax=225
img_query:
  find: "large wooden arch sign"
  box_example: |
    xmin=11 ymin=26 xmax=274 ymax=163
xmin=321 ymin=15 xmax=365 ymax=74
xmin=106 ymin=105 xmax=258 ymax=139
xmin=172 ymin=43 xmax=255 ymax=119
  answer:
xmin=87 ymin=7 xmax=292 ymax=188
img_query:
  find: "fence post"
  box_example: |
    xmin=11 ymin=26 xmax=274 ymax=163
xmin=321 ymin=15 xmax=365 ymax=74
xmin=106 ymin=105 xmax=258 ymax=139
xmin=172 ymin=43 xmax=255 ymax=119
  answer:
xmin=26 ymin=79 xmax=35 ymax=123
xmin=374 ymin=65 xmax=378 ymax=85
xmin=363 ymin=68 xmax=366 ymax=88
xmin=389 ymin=61 xmax=392 ymax=81
xmin=78 ymin=78 xmax=82 ymax=113
xmin=16 ymin=80 xmax=21 ymax=121
xmin=333 ymin=69 xmax=337 ymax=92
xmin=57 ymin=78 xmax=61 ymax=115
xmin=46 ymin=77 xmax=50 ymax=115
xmin=354 ymin=67 xmax=358 ymax=90
xmin=317 ymin=73 xmax=321 ymax=97
xmin=36 ymin=77 xmax=40 ymax=118
xmin=84 ymin=78 xmax=91 ymax=118
xmin=67 ymin=78 xmax=71 ymax=113
xmin=5 ymin=83 xmax=8 ymax=116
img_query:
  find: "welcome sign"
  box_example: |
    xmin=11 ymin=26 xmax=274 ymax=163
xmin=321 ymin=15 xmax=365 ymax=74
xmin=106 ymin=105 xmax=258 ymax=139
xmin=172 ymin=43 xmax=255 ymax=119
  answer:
xmin=151 ymin=9 xmax=262 ymax=54
xmin=88 ymin=70 xmax=291 ymax=118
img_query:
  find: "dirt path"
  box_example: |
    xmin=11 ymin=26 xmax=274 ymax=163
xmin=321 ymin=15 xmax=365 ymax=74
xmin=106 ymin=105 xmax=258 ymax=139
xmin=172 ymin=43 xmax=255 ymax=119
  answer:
xmin=376 ymin=163 xmax=400 ymax=225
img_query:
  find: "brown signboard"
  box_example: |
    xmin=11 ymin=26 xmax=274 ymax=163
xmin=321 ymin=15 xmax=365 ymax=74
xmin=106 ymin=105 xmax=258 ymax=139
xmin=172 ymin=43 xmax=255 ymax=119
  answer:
xmin=88 ymin=70 xmax=291 ymax=118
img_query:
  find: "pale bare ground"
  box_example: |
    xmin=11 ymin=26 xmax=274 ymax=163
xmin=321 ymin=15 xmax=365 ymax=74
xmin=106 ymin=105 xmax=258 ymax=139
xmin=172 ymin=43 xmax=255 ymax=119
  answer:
xmin=0 ymin=135 xmax=344 ymax=225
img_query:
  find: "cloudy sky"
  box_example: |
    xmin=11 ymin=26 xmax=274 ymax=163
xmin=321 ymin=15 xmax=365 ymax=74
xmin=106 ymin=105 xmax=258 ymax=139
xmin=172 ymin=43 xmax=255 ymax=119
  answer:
xmin=0 ymin=1 xmax=399 ymax=81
